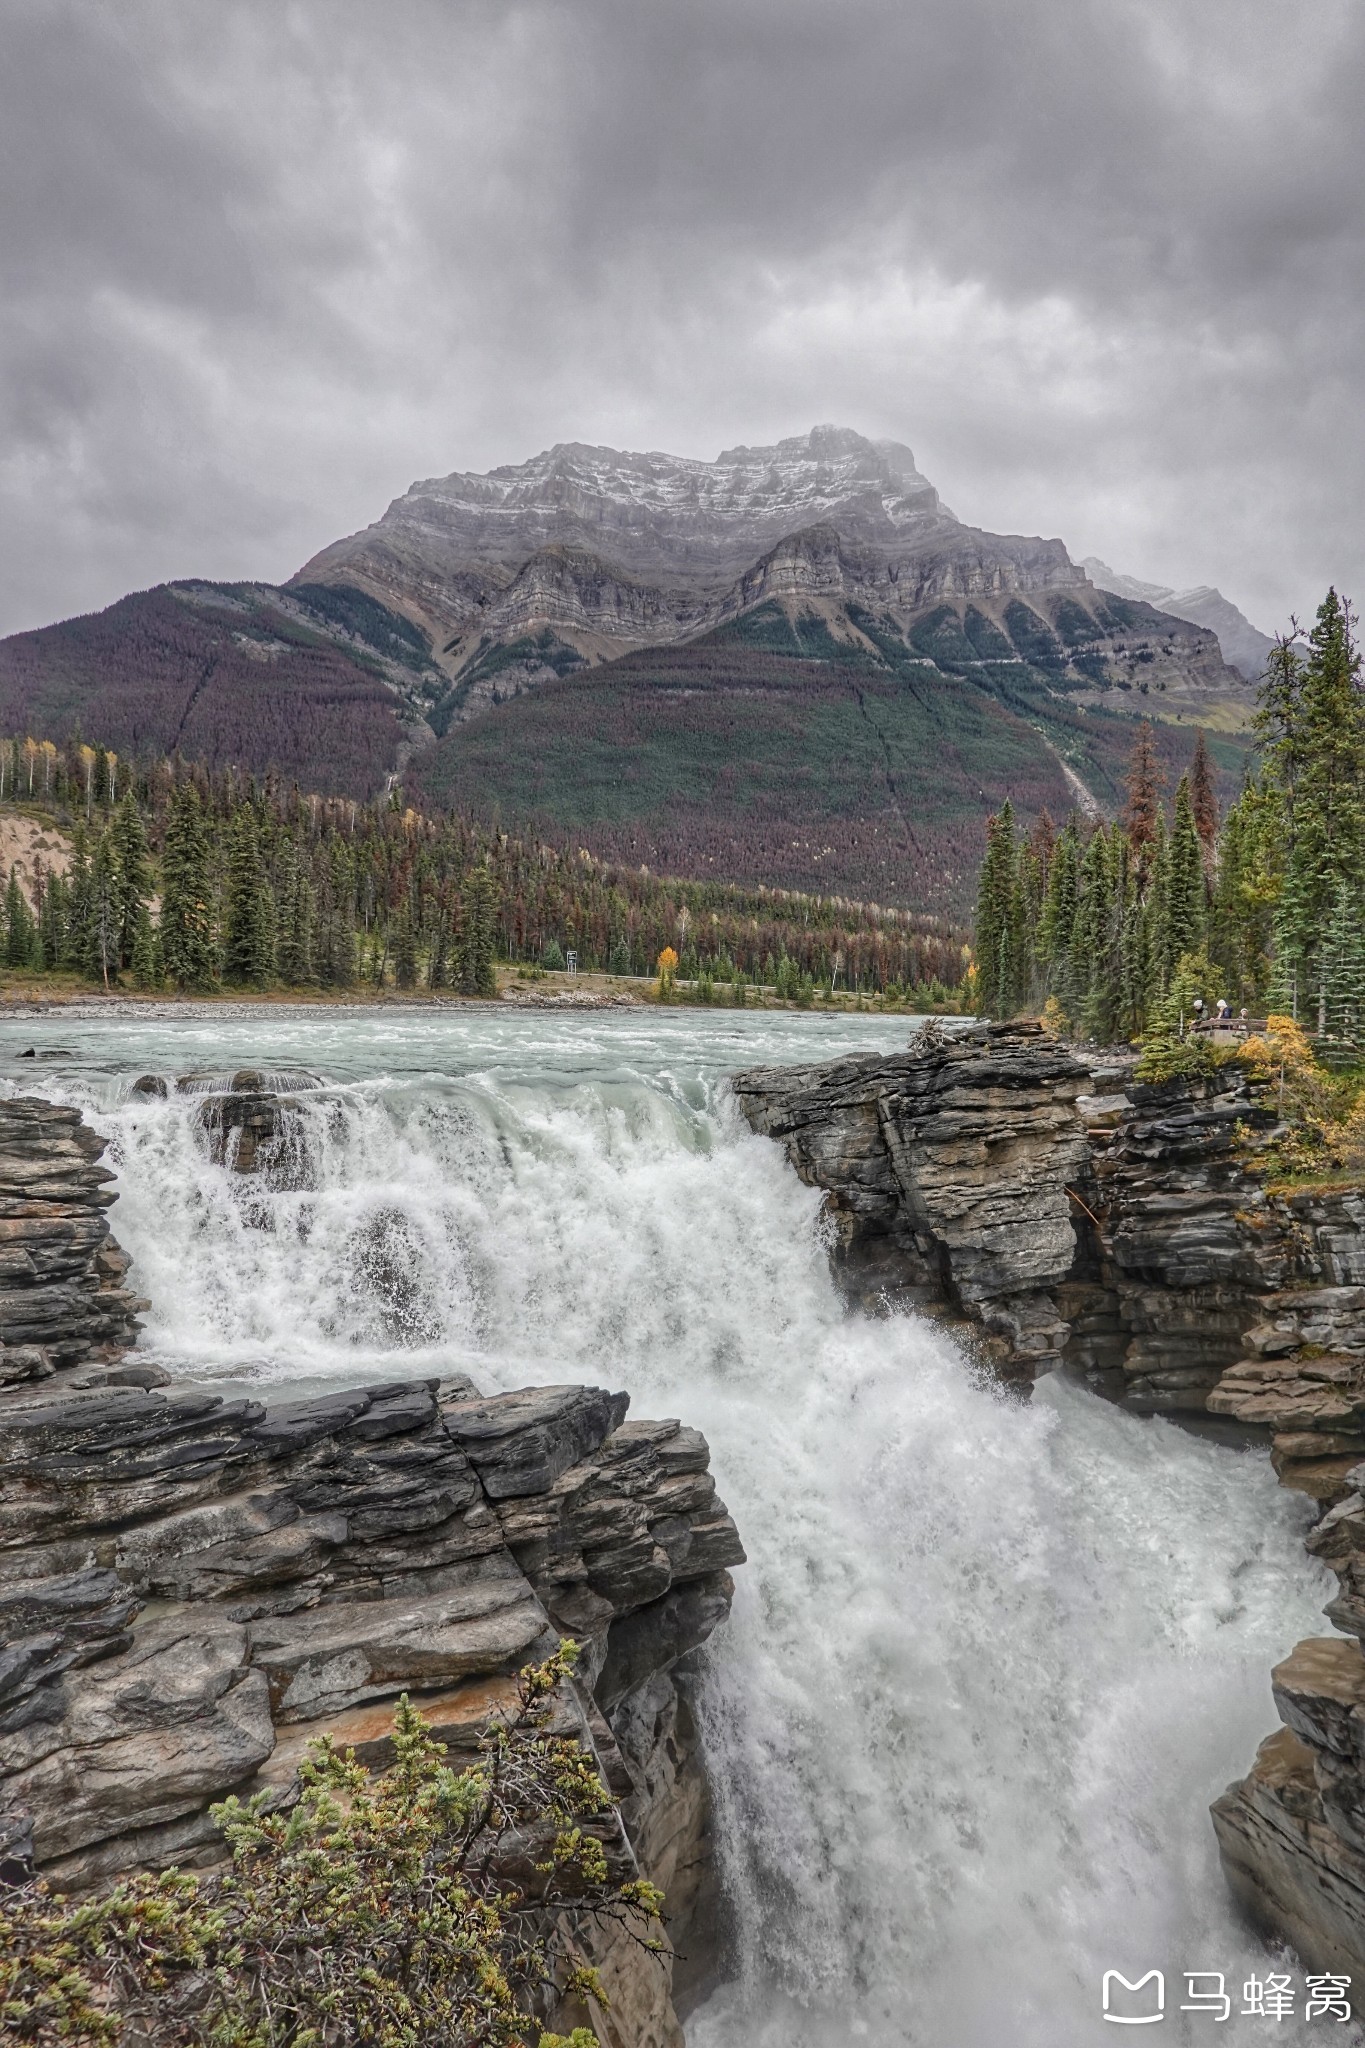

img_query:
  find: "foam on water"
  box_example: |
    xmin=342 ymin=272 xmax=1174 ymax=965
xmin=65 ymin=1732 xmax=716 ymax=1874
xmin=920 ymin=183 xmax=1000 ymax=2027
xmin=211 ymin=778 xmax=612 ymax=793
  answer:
xmin=0 ymin=1010 xmax=1348 ymax=2044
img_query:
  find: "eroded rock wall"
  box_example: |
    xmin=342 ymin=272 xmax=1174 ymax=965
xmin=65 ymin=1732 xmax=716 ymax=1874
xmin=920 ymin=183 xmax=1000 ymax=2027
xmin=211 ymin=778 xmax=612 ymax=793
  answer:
xmin=735 ymin=1022 xmax=1365 ymax=1976
xmin=734 ymin=1023 xmax=1365 ymax=1416
xmin=0 ymin=1332 xmax=744 ymax=2037
xmin=732 ymin=1020 xmax=1092 ymax=1378
xmin=0 ymin=1096 xmax=145 ymax=1383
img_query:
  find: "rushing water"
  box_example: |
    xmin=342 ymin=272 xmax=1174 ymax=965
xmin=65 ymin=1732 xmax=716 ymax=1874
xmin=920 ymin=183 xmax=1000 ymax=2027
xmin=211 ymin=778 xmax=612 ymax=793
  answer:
xmin=0 ymin=1006 xmax=1350 ymax=2045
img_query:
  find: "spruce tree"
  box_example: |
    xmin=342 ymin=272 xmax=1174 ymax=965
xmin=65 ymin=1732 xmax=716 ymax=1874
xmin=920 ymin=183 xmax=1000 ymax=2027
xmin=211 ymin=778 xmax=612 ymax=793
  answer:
xmin=130 ymin=903 xmax=159 ymax=990
xmin=38 ymin=872 xmax=69 ymax=972
xmin=64 ymin=830 xmax=94 ymax=974
xmin=222 ymin=808 xmax=275 ymax=987
xmin=85 ymin=831 xmax=122 ymax=987
xmin=1073 ymin=827 xmax=1122 ymax=1044
xmin=1037 ymin=818 xmax=1081 ymax=1019
xmin=160 ymin=783 xmax=217 ymax=991
xmin=1208 ymin=785 xmax=1275 ymax=1011
xmin=1144 ymin=816 xmax=1171 ymax=1013
xmin=973 ymin=802 xmax=1020 ymax=1016
xmin=110 ymin=791 xmax=153 ymax=967
xmin=457 ymin=861 xmax=499 ymax=998
xmin=1271 ymin=591 xmax=1365 ymax=1028
xmin=1117 ymin=852 xmax=1153 ymax=1041
xmin=1320 ymin=877 xmax=1365 ymax=1043
xmin=276 ymin=845 xmax=316 ymax=987
xmin=1122 ymin=722 xmax=1163 ymax=880
xmin=426 ymin=909 xmax=450 ymax=991
xmin=1162 ymin=776 xmax=1206 ymax=987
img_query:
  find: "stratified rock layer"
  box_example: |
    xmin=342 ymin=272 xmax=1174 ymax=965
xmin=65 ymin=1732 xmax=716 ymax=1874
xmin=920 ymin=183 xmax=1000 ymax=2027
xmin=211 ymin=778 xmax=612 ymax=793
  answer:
xmin=0 ymin=1088 xmax=745 ymax=2046
xmin=735 ymin=1024 xmax=1365 ymax=1411
xmin=0 ymin=1096 xmax=145 ymax=1383
xmin=735 ymin=1021 xmax=1365 ymax=1974
xmin=732 ymin=1020 xmax=1092 ymax=1377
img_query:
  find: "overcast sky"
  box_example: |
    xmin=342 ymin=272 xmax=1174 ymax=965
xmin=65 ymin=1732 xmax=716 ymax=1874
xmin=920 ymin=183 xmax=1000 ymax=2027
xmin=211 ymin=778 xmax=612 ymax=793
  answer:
xmin=1 ymin=0 xmax=1361 ymax=638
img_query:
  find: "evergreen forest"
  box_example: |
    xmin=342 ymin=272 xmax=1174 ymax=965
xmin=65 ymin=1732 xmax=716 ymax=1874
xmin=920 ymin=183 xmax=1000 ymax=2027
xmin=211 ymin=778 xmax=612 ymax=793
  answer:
xmin=0 ymin=741 xmax=965 ymax=1003
xmin=973 ymin=589 xmax=1365 ymax=1049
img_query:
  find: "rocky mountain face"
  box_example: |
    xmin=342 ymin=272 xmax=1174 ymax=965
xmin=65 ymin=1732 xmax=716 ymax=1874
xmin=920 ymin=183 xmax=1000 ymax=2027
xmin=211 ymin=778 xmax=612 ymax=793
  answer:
xmin=1081 ymin=555 xmax=1277 ymax=683
xmin=299 ymin=429 xmax=1249 ymax=733
xmin=733 ymin=1021 xmax=1365 ymax=1975
xmin=299 ymin=427 xmax=960 ymax=637
xmin=0 ymin=1089 xmax=744 ymax=2044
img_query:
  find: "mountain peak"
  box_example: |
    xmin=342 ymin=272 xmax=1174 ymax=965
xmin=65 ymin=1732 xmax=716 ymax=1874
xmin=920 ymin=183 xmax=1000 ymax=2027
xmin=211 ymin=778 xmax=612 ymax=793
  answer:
xmin=1081 ymin=555 xmax=1275 ymax=680
xmin=301 ymin=428 xmax=957 ymax=623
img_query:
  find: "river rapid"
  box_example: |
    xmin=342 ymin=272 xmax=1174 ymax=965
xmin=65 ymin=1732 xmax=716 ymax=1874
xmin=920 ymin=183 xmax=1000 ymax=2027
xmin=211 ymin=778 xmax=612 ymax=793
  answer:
xmin=0 ymin=1006 xmax=1345 ymax=2046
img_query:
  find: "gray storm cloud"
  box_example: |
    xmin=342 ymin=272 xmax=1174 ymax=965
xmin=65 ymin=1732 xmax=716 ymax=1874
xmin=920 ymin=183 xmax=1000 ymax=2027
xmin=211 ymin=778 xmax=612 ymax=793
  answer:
xmin=0 ymin=0 xmax=1361 ymax=636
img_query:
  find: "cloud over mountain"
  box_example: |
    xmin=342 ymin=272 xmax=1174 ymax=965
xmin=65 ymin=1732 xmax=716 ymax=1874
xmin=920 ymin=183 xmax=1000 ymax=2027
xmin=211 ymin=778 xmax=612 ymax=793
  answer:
xmin=1 ymin=0 xmax=1362 ymax=639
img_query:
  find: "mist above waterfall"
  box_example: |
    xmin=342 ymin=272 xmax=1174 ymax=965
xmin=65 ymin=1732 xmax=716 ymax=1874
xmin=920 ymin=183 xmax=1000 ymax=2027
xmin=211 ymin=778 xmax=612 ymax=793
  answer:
xmin=2 ymin=1008 xmax=1341 ymax=2044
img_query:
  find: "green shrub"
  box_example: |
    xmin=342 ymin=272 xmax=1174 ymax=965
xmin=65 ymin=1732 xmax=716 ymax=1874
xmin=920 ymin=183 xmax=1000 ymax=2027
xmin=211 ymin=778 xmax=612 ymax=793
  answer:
xmin=0 ymin=1647 xmax=660 ymax=2048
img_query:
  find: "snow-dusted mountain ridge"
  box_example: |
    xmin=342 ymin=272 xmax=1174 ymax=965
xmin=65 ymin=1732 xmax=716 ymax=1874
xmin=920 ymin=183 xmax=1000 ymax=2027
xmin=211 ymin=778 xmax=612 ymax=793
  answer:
xmin=333 ymin=426 xmax=954 ymax=584
xmin=293 ymin=427 xmax=1251 ymax=728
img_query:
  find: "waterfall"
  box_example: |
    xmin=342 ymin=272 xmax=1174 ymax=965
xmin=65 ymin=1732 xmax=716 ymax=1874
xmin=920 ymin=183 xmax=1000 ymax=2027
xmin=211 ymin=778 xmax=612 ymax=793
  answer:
xmin=5 ymin=1010 xmax=1338 ymax=2045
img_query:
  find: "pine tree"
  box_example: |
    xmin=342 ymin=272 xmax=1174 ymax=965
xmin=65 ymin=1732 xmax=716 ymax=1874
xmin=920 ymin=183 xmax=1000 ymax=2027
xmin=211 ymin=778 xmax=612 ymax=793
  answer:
xmin=110 ymin=791 xmax=153 ymax=967
xmin=973 ymin=801 xmax=1021 ymax=1016
xmin=1162 ymin=776 xmax=1206 ymax=987
xmin=160 ymin=783 xmax=217 ymax=991
xmin=85 ymin=831 xmax=122 ymax=987
xmin=457 ymin=861 xmax=498 ymax=997
xmin=221 ymin=808 xmax=275 ymax=987
xmin=130 ymin=903 xmax=159 ymax=990
xmin=1272 ymin=591 xmax=1365 ymax=1028
xmin=1320 ymin=877 xmax=1365 ymax=1043
xmin=1157 ymin=947 xmax=1226 ymax=1040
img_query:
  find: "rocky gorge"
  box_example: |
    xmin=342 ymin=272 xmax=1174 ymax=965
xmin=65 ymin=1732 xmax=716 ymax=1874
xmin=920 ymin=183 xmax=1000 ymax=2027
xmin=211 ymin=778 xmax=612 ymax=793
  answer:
xmin=0 ymin=1089 xmax=745 ymax=2047
xmin=733 ymin=1019 xmax=1365 ymax=1984
xmin=8 ymin=1020 xmax=1365 ymax=2035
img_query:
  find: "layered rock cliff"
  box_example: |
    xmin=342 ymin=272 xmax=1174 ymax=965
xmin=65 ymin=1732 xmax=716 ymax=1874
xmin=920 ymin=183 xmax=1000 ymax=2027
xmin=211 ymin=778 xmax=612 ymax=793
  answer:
xmin=0 ymin=1096 xmax=146 ymax=1385
xmin=734 ymin=1020 xmax=1365 ymax=1977
xmin=295 ymin=427 xmax=1245 ymax=725
xmin=732 ymin=1021 xmax=1093 ymax=1379
xmin=0 ymin=1091 xmax=745 ymax=2046
xmin=734 ymin=1021 xmax=1364 ymax=1422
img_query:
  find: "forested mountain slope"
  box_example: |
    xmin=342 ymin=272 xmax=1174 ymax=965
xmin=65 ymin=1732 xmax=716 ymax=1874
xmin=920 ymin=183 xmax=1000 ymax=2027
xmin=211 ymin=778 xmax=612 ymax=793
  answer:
xmin=0 ymin=427 xmax=1255 ymax=914
xmin=414 ymin=596 xmax=1251 ymax=918
xmin=0 ymin=580 xmax=444 ymax=798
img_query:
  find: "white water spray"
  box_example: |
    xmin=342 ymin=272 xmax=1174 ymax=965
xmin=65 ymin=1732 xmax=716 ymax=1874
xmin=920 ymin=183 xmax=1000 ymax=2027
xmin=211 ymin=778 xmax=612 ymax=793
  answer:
xmin=3 ymin=1011 xmax=1344 ymax=2045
